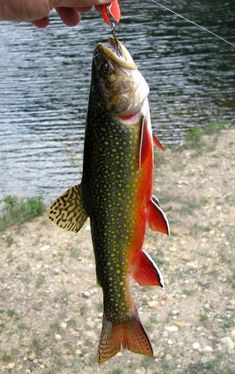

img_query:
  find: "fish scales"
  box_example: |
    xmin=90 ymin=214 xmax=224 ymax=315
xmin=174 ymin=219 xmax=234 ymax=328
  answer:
xmin=83 ymin=103 xmax=142 ymax=323
xmin=48 ymin=37 xmax=170 ymax=363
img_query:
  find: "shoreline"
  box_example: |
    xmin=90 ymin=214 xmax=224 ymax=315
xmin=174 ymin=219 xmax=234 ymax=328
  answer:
xmin=0 ymin=126 xmax=234 ymax=373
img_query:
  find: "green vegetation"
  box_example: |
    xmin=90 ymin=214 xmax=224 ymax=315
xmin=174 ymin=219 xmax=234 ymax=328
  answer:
xmin=186 ymin=127 xmax=202 ymax=144
xmin=32 ymin=337 xmax=43 ymax=357
xmin=0 ymin=195 xmax=45 ymax=232
xmin=6 ymin=309 xmax=21 ymax=322
xmin=203 ymin=121 xmax=231 ymax=135
xmin=220 ymin=314 xmax=234 ymax=332
xmin=185 ymin=121 xmax=231 ymax=145
xmin=199 ymin=312 xmax=209 ymax=326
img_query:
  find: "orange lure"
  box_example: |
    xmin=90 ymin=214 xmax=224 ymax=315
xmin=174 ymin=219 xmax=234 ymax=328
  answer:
xmin=101 ymin=0 xmax=121 ymax=25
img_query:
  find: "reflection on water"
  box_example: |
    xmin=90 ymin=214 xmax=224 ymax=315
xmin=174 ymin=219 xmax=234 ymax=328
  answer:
xmin=0 ymin=0 xmax=234 ymax=201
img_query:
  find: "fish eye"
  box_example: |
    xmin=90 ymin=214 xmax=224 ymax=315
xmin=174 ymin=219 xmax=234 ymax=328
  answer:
xmin=100 ymin=62 xmax=110 ymax=75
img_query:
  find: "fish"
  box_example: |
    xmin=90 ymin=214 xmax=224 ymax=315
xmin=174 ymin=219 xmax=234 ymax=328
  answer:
xmin=48 ymin=37 xmax=170 ymax=363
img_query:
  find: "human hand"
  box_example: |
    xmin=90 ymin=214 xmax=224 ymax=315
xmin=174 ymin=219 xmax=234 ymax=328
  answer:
xmin=0 ymin=0 xmax=112 ymax=28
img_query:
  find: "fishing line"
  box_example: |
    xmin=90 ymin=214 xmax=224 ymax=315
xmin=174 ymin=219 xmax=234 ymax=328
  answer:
xmin=150 ymin=0 xmax=235 ymax=48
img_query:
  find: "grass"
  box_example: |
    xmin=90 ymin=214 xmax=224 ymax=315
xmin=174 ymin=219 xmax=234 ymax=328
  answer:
xmin=203 ymin=121 xmax=231 ymax=135
xmin=185 ymin=121 xmax=231 ymax=146
xmin=7 ymin=309 xmax=21 ymax=322
xmin=199 ymin=312 xmax=209 ymax=327
xmin=32 ymin=337 xmax=43 ymax=356
xmin=0 ymin=195 xmax=45 ymax=232
xmin=186 ymin=127 xmax=202 ymax=144
xmin=220 ymin=314 xmax=234 ymax=332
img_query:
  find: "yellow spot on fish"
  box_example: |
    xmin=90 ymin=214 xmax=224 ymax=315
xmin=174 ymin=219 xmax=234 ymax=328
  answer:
xmin=109 ymin=74 xmax=116 ymax=82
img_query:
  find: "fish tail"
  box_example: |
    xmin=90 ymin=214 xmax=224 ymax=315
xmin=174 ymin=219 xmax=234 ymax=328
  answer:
xmin=98 ymin=307 xmax=153 ymax=363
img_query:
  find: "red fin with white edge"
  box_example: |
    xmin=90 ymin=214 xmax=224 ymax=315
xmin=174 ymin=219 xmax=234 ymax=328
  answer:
xmin=148 ymin=196 xmax=170 ymax=235
xmin=98 ymin=308 xmax=153 ymax=363
xmin=101 ymin=1 xmax=121 ymax=25
xmin=139 ymin=117 xmax=152 ymax=167
xmin=153 ymin=134 xmax=165 ymax=150
xmin=131 ymin=250 xmax=164 ymax=287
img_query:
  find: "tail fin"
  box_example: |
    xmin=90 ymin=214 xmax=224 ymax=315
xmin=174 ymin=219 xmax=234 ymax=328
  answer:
xmin=98 ymin=310 xmax=153 ymax=363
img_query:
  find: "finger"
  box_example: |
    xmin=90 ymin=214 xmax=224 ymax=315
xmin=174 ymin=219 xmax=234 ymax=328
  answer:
xmin=75 ymin=7 xmax=93 ymax=13
xmin=32 ymin=17 xmax=50 ymax=28
xmin=53 ymin=1 xmax=111 ymax=7
xmin=56 ymin=7 xmax=81 ymax=26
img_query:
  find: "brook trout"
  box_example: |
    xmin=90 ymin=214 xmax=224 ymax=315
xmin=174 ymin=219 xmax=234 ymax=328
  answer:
xmin=49 ymin=37 xmax=170 ymax=363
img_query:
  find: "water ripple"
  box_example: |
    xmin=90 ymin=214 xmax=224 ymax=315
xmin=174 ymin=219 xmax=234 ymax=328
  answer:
xmin=0 ymin=0 xmax=234 ymax=201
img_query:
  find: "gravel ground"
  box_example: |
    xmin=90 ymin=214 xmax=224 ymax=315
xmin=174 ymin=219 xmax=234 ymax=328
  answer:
xmin=0 ymin=127 xmax=234 ymax=373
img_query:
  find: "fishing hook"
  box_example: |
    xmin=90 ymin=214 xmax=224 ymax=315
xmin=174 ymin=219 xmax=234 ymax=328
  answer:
xmin=104 ymin=4 xmax=119 ymax=45
xmin=111 ymin=21 xmax=118 ymax=45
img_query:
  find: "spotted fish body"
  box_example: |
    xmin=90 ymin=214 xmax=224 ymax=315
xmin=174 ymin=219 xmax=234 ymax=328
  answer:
xmin=49 ymin=37 xmax=169 ymax=363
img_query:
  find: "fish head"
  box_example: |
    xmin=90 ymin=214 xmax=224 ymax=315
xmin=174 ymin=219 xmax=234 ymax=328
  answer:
xmin=92 ymin=37 xmax=149 ymax=116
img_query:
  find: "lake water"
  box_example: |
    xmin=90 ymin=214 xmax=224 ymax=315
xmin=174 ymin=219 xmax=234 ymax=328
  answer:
xmin=0 ymin=0 xmax=234 ymax=201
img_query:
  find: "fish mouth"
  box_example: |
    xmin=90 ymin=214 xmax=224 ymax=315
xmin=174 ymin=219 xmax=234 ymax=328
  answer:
xmin=98 ymin=37 xmax=137 ymax=70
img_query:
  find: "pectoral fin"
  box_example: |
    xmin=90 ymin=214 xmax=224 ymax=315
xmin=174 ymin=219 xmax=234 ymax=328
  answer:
xmin=139 ymin=117 xmax=152 ymax=167
xmin=153 ymin=134 xmax=165 ymax=150
xmin=48 ymin=184 xmax=88 ymax=232
xmin=148 ymin=196 xmax=170 ymax=235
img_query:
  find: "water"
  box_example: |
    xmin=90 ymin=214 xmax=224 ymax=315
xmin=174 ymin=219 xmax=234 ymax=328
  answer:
xmin=0 ymin=0 xmax=234 ymax=201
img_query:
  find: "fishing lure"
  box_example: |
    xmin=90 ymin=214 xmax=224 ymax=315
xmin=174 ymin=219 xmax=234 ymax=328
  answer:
xmin=100 ymin=0 xmax=121 ymax=25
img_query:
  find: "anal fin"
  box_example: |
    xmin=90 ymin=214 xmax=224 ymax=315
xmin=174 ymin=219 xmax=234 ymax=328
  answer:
xmin=148 ymin=196 xmax=170 ymax=235
xmin=48 ymin=184 xmax=88 ymax=232
xmin=131 ymin=250 xmax=164 ymax=287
